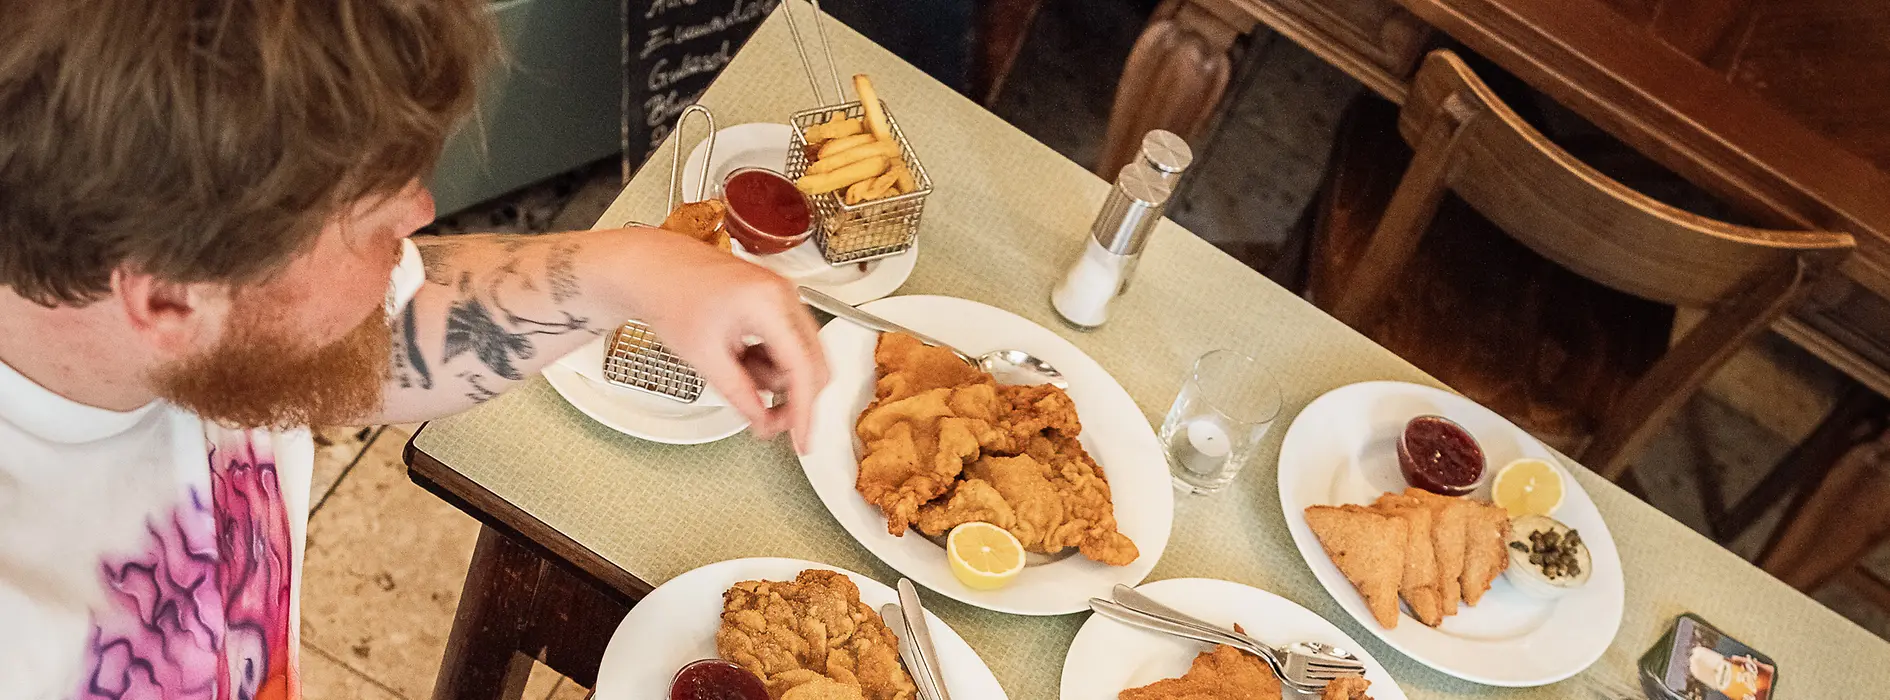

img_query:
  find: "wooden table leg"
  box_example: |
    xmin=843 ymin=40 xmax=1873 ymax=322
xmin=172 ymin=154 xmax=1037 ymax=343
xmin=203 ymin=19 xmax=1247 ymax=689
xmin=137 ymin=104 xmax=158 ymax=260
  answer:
xmin=433 ymin=527 xmax=633 ymax=700
xmin=1095 ymin=0 xmax=1253 ymax=178
xmin=434 ymin=527 xmax=540 ymax=700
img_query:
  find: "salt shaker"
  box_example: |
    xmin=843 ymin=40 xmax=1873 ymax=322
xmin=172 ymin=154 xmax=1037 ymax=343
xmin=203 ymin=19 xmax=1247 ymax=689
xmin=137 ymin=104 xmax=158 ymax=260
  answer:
xmin=1051 ymin=130 xmax=1193 ymax=328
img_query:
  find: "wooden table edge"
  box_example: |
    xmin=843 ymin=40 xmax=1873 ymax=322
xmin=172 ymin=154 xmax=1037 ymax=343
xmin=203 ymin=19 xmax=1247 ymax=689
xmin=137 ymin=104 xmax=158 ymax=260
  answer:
xmin=403 ymin=423 xmax=655 ymax=604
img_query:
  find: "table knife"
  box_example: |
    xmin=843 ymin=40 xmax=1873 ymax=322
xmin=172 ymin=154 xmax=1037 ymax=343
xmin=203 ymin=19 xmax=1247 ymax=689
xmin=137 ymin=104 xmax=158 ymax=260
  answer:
xmin=880 ymin=603 xmax=938 ymax=700
xmin=897 ymin=579 xmax=953 ymax=700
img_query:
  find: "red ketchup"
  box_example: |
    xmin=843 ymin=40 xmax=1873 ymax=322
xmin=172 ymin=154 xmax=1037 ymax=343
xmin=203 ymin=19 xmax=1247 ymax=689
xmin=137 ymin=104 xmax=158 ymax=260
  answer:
xmin=722 ymin=168 xmax=813 ymax=255
xmin=1397 ymin=415 xmax=1486 ymax=496
xmin=669 ymin=659 xmax=767 ymax=700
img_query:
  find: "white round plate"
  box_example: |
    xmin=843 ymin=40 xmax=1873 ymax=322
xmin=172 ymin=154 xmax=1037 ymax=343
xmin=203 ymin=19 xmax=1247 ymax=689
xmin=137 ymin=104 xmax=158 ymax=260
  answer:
xmin=543 ymin=337 xmax=749 ymax=445
xmin=1277 ymin=381 xmax=1624 ymax=686
xmin=681 ymin=122 xmax=916 ymax=305
xmin=593 ymin=557 xmax=1009 ymax=700
xmin=799 ymin=295 xmax=1173 ymax=615
xmin=1061 ymin=578 xmax=1407 ymax=700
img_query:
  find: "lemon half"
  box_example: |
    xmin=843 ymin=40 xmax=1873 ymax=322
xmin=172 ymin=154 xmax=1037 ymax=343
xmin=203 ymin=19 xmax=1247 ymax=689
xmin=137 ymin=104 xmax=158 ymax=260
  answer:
xmin=946 ymin=522 xmax=1024 ymax=590
xmin=1493 ymin=458 xmax=1565 ymax=517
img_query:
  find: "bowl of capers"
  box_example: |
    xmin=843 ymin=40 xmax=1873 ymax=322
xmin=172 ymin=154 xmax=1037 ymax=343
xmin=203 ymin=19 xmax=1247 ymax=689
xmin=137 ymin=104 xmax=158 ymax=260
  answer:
xmin=1504 ymin=514 xmax=1592 ymax=599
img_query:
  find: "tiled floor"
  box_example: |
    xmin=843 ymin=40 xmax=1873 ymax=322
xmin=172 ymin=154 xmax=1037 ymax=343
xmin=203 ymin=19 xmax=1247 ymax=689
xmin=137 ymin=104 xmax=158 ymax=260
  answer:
xmin=301 ymin=3 xmax=1888 ymax=696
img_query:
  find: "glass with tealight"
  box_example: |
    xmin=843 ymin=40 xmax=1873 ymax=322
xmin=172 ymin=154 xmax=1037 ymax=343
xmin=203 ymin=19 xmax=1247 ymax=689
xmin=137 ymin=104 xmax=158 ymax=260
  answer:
xmin=1160 ymin=350 xmax=1282 ymax=495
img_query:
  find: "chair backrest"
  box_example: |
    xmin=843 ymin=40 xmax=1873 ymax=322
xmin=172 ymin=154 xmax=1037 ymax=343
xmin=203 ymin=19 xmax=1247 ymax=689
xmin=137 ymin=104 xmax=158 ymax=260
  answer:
xmin=1398 ymin=51 xmax=1853 ymax=308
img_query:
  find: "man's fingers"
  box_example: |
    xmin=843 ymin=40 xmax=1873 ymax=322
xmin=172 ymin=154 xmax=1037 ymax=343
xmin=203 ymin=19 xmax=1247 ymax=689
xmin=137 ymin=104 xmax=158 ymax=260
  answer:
xmin=690 ymin=349 xmax=778 ymax=438
xmin=754 ymin=308 xmax=829 ymax=454
xmin=792 ymin=303 xmax=830 ymax=388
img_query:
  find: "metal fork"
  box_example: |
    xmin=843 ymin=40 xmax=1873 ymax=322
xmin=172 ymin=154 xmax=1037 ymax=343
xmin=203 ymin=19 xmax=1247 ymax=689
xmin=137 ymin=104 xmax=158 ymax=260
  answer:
xmin=1107 ymin=585 xmax=1367 ymax=689
xmin=1089 ymin=598 xmax=1323 ymax=694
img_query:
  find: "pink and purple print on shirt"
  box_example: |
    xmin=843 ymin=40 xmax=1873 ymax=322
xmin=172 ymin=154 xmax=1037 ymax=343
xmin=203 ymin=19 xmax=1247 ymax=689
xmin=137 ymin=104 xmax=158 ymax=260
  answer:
xmin=79 ymin=428 xmax=297 ymax=700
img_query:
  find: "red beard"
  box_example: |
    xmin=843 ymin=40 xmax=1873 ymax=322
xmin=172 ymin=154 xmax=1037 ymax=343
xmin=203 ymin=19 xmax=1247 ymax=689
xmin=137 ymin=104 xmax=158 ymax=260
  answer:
xmin=155 ymin=296 xmax=390 ymax=430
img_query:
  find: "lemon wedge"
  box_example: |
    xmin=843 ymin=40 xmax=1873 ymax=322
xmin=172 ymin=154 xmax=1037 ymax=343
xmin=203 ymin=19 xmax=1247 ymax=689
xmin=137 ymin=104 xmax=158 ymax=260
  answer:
xmin=946 ymin=522 xmax=1024 ymax=590
xmin=1493 ymin=458 xmax=1564 ymax=517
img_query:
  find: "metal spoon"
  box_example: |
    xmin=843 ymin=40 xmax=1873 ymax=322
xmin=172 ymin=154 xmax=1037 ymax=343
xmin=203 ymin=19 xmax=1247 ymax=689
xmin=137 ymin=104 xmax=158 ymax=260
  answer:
xmin=798 ymin=286 xmax=1068 ymax=388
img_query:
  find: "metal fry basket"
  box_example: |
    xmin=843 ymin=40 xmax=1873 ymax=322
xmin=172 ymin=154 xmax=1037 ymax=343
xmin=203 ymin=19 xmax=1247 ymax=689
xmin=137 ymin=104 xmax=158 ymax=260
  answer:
xmin=780 ymin=0 xmax=932 ymax=265
xmin=786 ymin=103 xmax=933 ymax=264
xmin=602 ymin=320 xmax=705 ymax=403
xmin=598 ymin=105 xmax=717 ymax=404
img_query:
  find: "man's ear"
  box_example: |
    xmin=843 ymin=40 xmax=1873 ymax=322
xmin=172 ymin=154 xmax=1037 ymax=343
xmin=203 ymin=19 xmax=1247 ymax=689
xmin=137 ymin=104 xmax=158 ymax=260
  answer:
xmin=111 ymin=269 xmax=230 ymax=357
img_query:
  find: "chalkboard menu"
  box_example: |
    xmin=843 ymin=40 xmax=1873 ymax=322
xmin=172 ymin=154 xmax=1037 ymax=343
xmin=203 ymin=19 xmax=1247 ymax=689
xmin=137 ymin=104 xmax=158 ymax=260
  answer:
xmin=622 ymin=0 xmax=779 ymax=172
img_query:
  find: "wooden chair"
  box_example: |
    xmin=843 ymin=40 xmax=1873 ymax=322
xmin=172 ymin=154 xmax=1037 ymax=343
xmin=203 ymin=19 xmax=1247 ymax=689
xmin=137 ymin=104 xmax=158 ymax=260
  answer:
xmin=1305 ymin=50 xmax=1854 ymax=481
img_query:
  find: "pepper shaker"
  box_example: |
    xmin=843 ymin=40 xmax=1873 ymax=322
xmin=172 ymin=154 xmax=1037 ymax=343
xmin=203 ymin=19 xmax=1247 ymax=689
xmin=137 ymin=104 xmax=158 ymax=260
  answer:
xmin=1051 ymin=130 xmax=1193 ymax=329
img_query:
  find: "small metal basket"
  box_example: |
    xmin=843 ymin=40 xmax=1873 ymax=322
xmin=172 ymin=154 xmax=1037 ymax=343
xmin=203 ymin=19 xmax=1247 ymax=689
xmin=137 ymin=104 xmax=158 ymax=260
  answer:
xmin=599 ymin=105 xmax=717 ymax=404
xmin=785 ymin=103 xmax=933 ymax=264
xmin=602 ymin=320 xmax=705 ymax=403
xmin=780 ymin=0 xmax=932 ymax=265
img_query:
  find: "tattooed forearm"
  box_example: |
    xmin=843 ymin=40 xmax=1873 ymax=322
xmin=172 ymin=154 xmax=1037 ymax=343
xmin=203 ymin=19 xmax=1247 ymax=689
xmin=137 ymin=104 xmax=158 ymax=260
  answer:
xmin=546 ymin=242 xmax=581 ymax=303
xmin=420 ymin=240 xmax=462 ymax=286
xmin=457 ymin=370 xmax=500 ymax=403
xmin=385 ymin=232 xmax=619 ymax=420
xmin=441 ymin=271 xmax=591 ymax=380
xmin=391 ymin=305 xmax=433 ymax=389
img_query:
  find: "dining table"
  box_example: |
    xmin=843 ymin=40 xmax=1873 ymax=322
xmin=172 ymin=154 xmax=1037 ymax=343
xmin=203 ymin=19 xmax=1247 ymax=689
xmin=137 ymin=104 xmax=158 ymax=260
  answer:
xmin=403 ymin=3 xmax=1890 ymax=698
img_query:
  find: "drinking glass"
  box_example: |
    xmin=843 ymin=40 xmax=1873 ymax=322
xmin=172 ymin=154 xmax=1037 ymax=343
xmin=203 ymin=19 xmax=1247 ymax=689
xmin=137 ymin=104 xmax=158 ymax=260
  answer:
xmin=1160 ymin=350 xmax=1282 ymax=494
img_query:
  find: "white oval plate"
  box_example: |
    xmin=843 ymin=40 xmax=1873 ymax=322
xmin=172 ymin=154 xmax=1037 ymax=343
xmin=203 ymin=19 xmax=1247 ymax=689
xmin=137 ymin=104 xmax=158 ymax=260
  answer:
xmin=593 ymin=557 xmax=1009 ymax=700
xmin=681 ymin=122 xmax=916 ymax=305
xmin=1061 ymin=578 xmax=1407 ymax=700
xmin=799 ymin=295 xmax=1173 ymax=615
xmin=543 ymin=337 xmax=748 ymax=445
xmin=1277 ymin=381 xmax=1624 ymax=686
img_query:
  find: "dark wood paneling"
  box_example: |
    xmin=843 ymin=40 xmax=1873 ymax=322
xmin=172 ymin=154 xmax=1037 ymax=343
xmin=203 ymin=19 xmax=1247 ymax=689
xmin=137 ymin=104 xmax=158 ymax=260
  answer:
xmin=1650 ymin=0 xmax=1759 ymax=68
xmin=1730 ymin=0 xmax=1890 ymax=173
xmin=1595 ymin=0 xmax=1656 ymax=24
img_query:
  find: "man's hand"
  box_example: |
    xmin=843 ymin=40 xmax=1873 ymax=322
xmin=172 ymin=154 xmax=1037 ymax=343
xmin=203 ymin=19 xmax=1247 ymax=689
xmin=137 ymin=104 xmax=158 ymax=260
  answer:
xmin=617 ymin=234 xmax=829 ymax=452
xmin=378 ymin=227 xmax=829 ymax=453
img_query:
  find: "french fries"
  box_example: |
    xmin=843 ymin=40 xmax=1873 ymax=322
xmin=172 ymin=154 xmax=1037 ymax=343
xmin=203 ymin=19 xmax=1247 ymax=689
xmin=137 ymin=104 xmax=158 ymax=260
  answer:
xmin=889 ymin=162 xmax=916 ymax=195
xmin=795 ymin=74 xmax=917 ymax=204
xmin=807 ymin=140 xmax=897 ymax=175
xmin=853 ymin=74 xmax=892 ymax=142
xmin=796 ymin=156 xmax=888 ymax=195
xmin=844 ymin=169 xmax=903 ymax=204
xmin=843 ymin=177 xmax=877 ymax=205
xmin=802 ymin=115 xmax=863 ymax=143
xmin=817 ymin=133 xmax=876 ymax=159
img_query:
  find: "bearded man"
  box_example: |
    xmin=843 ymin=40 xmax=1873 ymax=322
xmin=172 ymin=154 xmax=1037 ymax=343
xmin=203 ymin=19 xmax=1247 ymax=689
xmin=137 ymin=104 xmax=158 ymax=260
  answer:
xmin=0 ymin=2 xmax=828 ymax=698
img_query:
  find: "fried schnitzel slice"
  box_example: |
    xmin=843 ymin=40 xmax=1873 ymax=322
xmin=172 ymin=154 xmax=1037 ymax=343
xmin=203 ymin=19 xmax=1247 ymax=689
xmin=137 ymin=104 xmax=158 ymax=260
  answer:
xmin=780 ymin=676 xmax=866 ymax=700
xmin=1305 ymin=505 xmax=1407 ymax=629
xmin=716 ymin=570 xmax=916 ymax=700
xmin=1373 ymin=500 xmax=1444 ymax=627
xmin=872 ymin=332 xmax=985 ymax=404
xmin=859 ymin=333 xmax=1136 ymax=564
xmin=855 ymin=384 xmax=1001 ymax=535
xmin=1397 ymin=488 xmax=1473 ymax=615
xmin=914 ymin=478 xmax=1016 ymax=535
xmin=1323 ymin=675 xmax=1374 ymax=699
xmin=1118 ymin=643 xmax=1281 ymax=700
xmin=990 ymin=383 xmax=1081 ymax=452
xmin=1460 ymin=501 xmax=1512 ymax=606
xmin=914 ymin=453 xmax=1139 ymax=565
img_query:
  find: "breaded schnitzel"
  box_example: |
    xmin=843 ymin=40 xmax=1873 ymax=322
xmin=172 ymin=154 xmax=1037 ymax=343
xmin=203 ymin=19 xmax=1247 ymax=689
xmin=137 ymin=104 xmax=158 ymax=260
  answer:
xmin=715 ymin=570 xmax=916 ymax=700
xmin=1119 ymin=642 xmax=1280 ymax=700
xmin=1305 ymin=490 xmax=1511 ymax=629
xmin=859 ymin=333 xmax=1138 ymax=566
xmin=854 ymin=384 xmax=1002 ymax=535
xmin=1323 ymin=675 xmax=1375 ymax=699
xmin=1304 ymin=505 xmax=1406 ymax=629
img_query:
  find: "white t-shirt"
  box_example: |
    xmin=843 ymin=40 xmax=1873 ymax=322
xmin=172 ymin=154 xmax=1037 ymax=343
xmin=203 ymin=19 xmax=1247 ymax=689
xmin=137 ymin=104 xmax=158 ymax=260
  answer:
xmin=0 ymin=240 xmax=424 ymax=700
